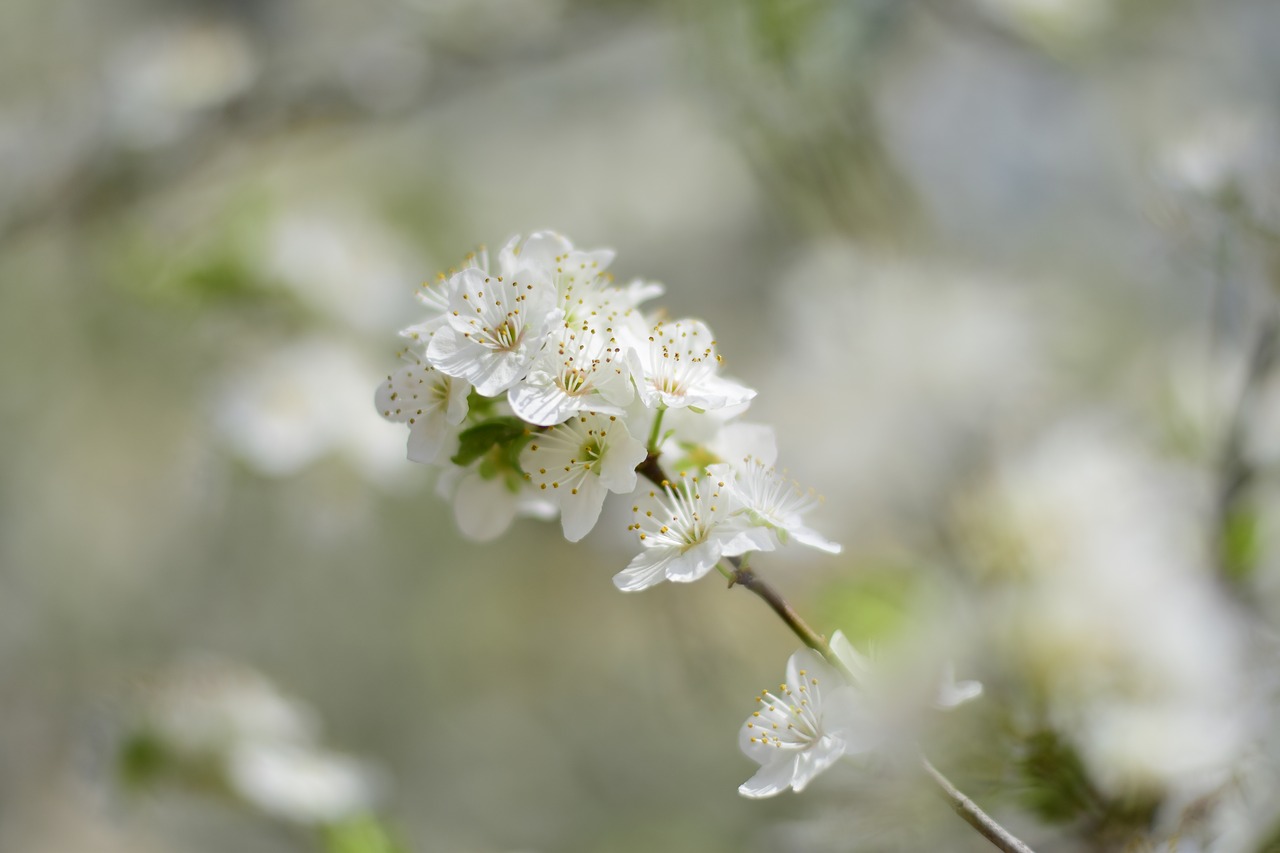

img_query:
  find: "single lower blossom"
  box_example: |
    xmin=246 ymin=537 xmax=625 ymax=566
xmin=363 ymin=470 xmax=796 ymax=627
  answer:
xmin=507 ymin=322 xmax=634 ymax=426
xmin=739 ymin=633 xmax=983 ymax=798
xmin=709 ymin=457 xmax=842 ymax=554
xmin=375 ymin=359 xmax=469 ymax=464
xmin=613 ymin=475 xmax=773 ymax=591
xmin=519 ymin=412 xmax=647 ymax=541
xmin=629 ymin=318 xmax=756 ymax=412
xmin=436 ymin=463 xmax=558 ymax=542
xmin=426 ymin=266 xmax=562 ymax=397
xmin=738 ymin=642 xmax=869 ymax=798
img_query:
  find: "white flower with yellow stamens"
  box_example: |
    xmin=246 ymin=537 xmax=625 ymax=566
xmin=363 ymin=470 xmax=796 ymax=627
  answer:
xmin=738 ymin=641 xmax=868 ymax=798
xmin=508 ymin=319 xmax=635 ymax=426
xmin=520 ymin=412 xmax=647 ymax=542
xmin=709 ymin=457 xmax=842 ymax=554
xmin=629 ymin=318 xmax=755 ymax=412
xmin=613 ymin=475 xmax=773 ymax=592
xmin=426 ymin=265 xmax=562 ymax=397
xmin=375 ymin=358 xmax=469 ymax=464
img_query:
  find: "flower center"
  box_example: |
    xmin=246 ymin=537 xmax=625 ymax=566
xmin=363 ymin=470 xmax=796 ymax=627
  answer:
xmin=579 ymin=438 xmax=603 ymax=468
xmin=490 ymin=319 xmax=522 ymax=352
xmin=560 ymin=367 xmax=593 ymax=396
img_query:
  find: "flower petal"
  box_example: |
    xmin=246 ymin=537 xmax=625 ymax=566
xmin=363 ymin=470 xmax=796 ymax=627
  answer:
xmin=613 ymin=548 xmax=678 ymax=592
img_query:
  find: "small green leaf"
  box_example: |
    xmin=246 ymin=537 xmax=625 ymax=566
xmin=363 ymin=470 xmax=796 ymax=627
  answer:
xmin=451 ymin=418 xmax=526 ymax=467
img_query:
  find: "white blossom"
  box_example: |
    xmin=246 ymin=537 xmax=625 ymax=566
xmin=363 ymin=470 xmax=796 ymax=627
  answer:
xmin=519 ymin=412 xmax=647 ymax=541
xmin=629 ymin=318 xmax=756 ymax=412
xmin=710 ymin=457 xmax=842 ymax=554
xmin=426 ymin=266 xmax=562 ymax=397
xmin=507 ymin=320 xmax=634 ymax=426
xmin=613 ymin=475 xmax=773 ymax=592
xmin=374 ymin=358 xmax=469 ymax=464
xmin=738 ymin=643 xmax=868 ymax=798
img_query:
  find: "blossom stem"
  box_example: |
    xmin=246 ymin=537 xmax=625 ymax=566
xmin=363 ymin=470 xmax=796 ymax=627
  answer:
xmin=645 ymin=405 xmax=667 ymax=455
xmin=639 ymin=456 xmax=1036 ymax=853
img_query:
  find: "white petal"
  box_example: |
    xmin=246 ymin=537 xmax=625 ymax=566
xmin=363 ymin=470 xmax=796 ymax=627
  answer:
xmin=598 ymin=428 xmax=646 ymax=494
xmin=560 ymin=477 xmax=608 ymax=542
xmin=425 ymin=326 xmax=475 ymax=377
xmin=935 ymin=662 xmax=984 ymax=710
xmin=508 ymin=382 xmax=576 ymax=427
xmin=830 ymin=631 xmax=873 ymax=684
xmin=405 ymin=418 xmax=447 ymax=464
xmin=719 ymin=525 xmax=777 ymax=558
xmin=791 ymin=525 xmax=843 ymax=554
xmin=789 ymin=737 xmax=846 ymax=792
xmin=663 ymin=540 xmax=723 ymax=583
xmin=738 ymin=757 xmax=799 ymax=799
xmin=515 ymin=231 xmax=573 ymax=272
xmin=614 ymin=548 xmax=678 ymax=592
xmin=445 ymin=377 xmax=470 ymax=425
xmin=453 ymin=472 xmax=518 ymax=541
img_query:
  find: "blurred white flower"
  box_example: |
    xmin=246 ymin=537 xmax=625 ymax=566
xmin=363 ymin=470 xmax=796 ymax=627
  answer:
xmin=263 ymin=205 xmax=421 ymax=334
xmin=709 ymin=457 xmax=841 ymax=554
xmin=614 ymin=475 xmax=772 ymax=591
xmin=214 ymin=339 xmax=406 ymax=482
xmin=519 ymin=412 xmax=647 ymax=542
xmin=132 ymin=657 xmax=382 ymax=827
xmin=765 ymin=244 xmax=1044 ymax=535
xmin=227 ymin=741 xmax=379 ymax=826
xmin=141 ymin=658 xmax=318 ymax=760
xmin=108 ymin=19 xmax=257 ymax=147
xmin=977 ymin=421 xmax=1254 ymax=801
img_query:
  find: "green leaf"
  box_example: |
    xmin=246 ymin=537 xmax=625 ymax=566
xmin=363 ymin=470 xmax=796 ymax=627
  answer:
xmin=451 ymin=418 xmax=527 ymax=467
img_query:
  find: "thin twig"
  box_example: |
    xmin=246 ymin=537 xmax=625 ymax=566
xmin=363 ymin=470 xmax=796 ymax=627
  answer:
xmin=922 ymin=756 xmax=1036 ymax=853
xmin=636 ymin=457 xmax=1036 ymax=853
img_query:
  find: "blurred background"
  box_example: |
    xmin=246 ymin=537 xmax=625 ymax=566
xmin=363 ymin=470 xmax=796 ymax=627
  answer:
xmin=4 ymin=0 xmax=1280 ymax=850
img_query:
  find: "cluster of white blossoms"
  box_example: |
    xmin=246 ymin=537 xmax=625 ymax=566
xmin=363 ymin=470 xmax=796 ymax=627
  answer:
xmin=379 ymin=231 xmax=976 ymax=798
xmin=377 ymin=231 xmax=839 ymax=574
